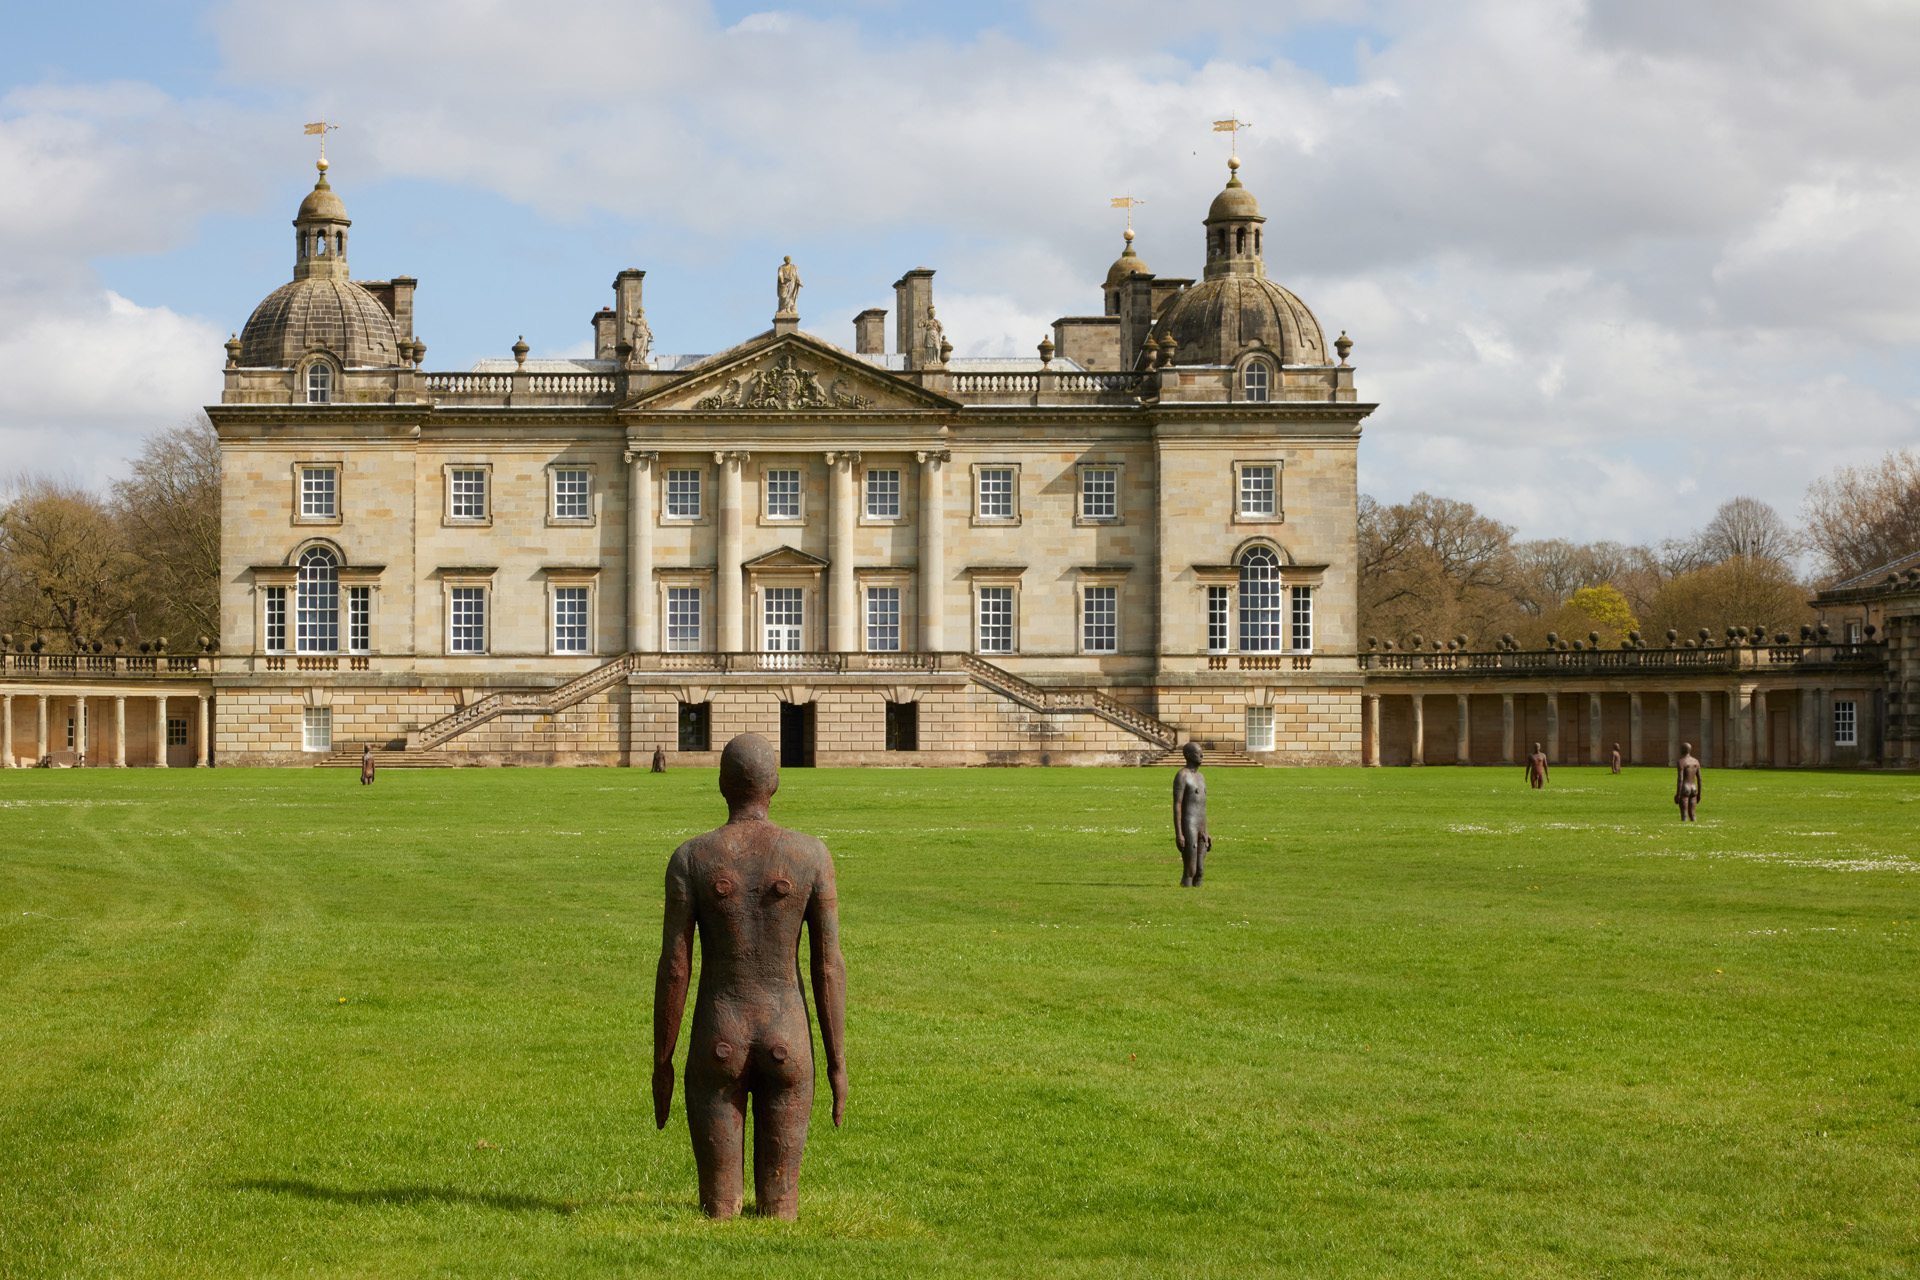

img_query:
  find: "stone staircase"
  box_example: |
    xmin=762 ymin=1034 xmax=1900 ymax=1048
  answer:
xmin=405 ymin=653 xmax=643 ymax=752
xmin=959 ymin=655 xmax=1182 ymax=750
xmin=317 ymin=743 xmax=454 ymax=769
xmin=1142 ymin=744 xmax=1265 ymax=768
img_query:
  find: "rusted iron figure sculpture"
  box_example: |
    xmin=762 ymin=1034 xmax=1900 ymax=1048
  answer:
xmin=652 ymin=733 xmax=847 ymax=1220
xmin=1525 ymin=742 xmax=1549 ymax=789
xmin=1173 ymin=742 xmax=1211 ymax=887
xmin=1674 ymin=742 xmax=1703 ymax=822
xmin=651 ymin=744 xmax=666 ymax=773
xmin=1610 ymin=743 xmax=1622 ymax=774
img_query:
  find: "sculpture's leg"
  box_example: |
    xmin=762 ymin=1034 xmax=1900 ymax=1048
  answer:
xmin=750 ymin=1059 xmax=814 ymax=1220
xmin=686 ymin=1070 xmax=749 ymax=1219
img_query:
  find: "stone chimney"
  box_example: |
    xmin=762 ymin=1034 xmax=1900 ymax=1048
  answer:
xmin=593 ymin=308 xmax=616 ymax=360
xmin=613 ymin=270 xmax=645 ymax=368
xmin=893 ymin=269 xmax=934 ymax=370
xmin=853 ymin=308 xmax=887 ymax=355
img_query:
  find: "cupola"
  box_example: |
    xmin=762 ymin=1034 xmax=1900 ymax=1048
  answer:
xmin=293 ymin=157 xmax=352 ymax=283
xmin=1202 ymin=156 xmax=1265 ymax=282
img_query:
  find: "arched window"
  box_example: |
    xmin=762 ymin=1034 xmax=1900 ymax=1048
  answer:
xmin=1254 ymin=229 xmax=1261 ymax=254
xmin=1239 ymin=546 xmax=1283 ymax=652
xmin=306 ymin=363 xmax=332 ymax=404
xmin=1214 ymin=230 xmax=1225 ymax=255
xmin=297 ymin=547 xmax=340 ymax=652
xmin=314 ymin=231 xmax=327 ymax=256
xmin=1235 ymin=227 xmax=1246 ymax=254
xmin=335 ymin=231 xmax=345 ymax=256
xmin=1243 ymin=360 xmax=1269 ymax=403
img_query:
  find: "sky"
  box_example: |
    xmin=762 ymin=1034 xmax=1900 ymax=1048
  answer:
xmin=3 ymin=0 xmax=1918 ymax=546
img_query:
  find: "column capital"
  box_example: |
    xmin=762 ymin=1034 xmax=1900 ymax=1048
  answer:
xmin=823 ymin=450 xmax=862 ymax=468
xmin=623 ymin=449 xmax=658 ymax=468
xmin=714 ymin=450 xmax=751 ymax=469
xmin=914 ymin=449 xmax=951 ymax=466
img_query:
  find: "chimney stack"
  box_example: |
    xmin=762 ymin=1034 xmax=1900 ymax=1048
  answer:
xmin=853 ymin=308 xmax=887 ymax=355
xmin=893 ymin=269 xmax=935 ymax=369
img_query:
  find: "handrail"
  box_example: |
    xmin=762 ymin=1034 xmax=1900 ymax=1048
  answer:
xmin=2 ymin=653 xmax=211 ymax=678
xmin=1359 ymin=641 xmax=1887 ymax=676
xmin=411 ymin=653 xmax=640 ymax=750
xmin=960 ymin=654 xmax=1179 ymax=749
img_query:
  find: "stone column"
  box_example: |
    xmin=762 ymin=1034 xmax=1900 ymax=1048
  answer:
xmin=1817 ymin=686 xmax=1833 ymax=765
xmin=917 ymin=450 xmax=948 ymax=651
xmin=826 ymin=451 xmax=858 ymax=653
xmin=196 ymin=695 xmax=209 ymax=767
xmin=155 ymin=696 xmax=168 ymax=768
xmin=1500 ymin=692 xmax=1515 ymax=764
xmin=75 ymin=695 xmax=87 ymax=765
xmin=1546 ymin=693 xmax=1560 ymax=764
xmin=1733 ymin=686 xmax=1754 ymax=768
xmin=36 ymin=694 xmax=48 ymax=764
xmin=716 ymin=451 xmax=746 ymax=653
xmin=1629 ymin=692 xmax=1643 ymax=764
xmin=1588 ymin=691 xmax=1602 ymax=765
xmin=1752 ymin=688 xmax=1768 ymax=766
xmin=1456 ymin=693 xmax=1471 ymax=765
xmin=1666 ymin=692 xmax=1680 ymax=763
xmin=1799 ymin=687 xmax=1815 ymax=767
xmin=1410 ymin=693 xmax=1425 ymax=766
xmin=113 ymin=696 xmax=126 ymax=767
xmin=1698 ymin=691 xmax=1713 ymax=767
xmin=625 ymin=450 xmax=655 ymax=652
xmin=1365 ymin=693 xmax=1381 ymax=766
xmin=1 ymin=693 xmax=11 ymax=767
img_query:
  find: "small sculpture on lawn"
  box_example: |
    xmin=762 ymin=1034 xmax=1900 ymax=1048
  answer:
xmin=1610 ymin=743 xmax=1622 ymax=774
xmin=1525 ymin=742 xmax=1549 ymax=789
xmin=652 ymin=733 xmax=847 ymax=1220
xmin=651 ymin=744 xmax=666 ymax=773
xmin=1173 ymin=742 xmax=1211 ymax=887
xmin=1674 ymin=742 xmax=1703 ymax=822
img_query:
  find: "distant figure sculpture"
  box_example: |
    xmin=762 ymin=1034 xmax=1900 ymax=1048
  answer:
xmin=923 ymin=305 xmax=946 ymax=365
xmin=1675 ymin=743 xmax=1703 ymax=822
xmin=651 ymin=744 xmax=667 ymax=773
xmin=1610 ymin=743 xmax=1622 ymax=774
xmin=360 ymin=744 xmax=376 ymax=786
xmin=1525 ymin=742 xmax=1549 ymax=789
xmin=1172 ymin=743 xmax=1211 ymax=887
xmin=775 ymin=256 xmax=802 ymax=318
xmin=653 ymin=733 xmax=847 ymax=1220
xmin=627 ymin=307 xmax=653 ymax=366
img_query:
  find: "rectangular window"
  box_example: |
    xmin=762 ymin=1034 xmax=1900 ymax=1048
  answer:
xmin=1083 ymin=585 xmax=1117 ymax=653
xmin=303 ymin=707 xmax=333 ymax=752
xmin=666 ymin=469 xmax=702 ymax=519
xmin=553 ymin=469 xmax=590 ymax=520
xmin=347 ymin=586 xmax=371 ymax=654
xmin=1245 ymin=706 xmax=1275 ymax=752
xmin=554 ymin=586 xmax=589 ymax=653
xmin=1845 ymin=621 xmax=1863 ymax=645
xmin=866 ymin=469 xmax=900 ymax=519
xmin=1240 ymin=465 xmax=1276 ymax=517
xmin=1290 ymin=586 xmax=1313 ymax=653
xmin=978 ymin=587 xmax=1014 ymax=653
xmin=765 ymin=469 xmax=802 ymax=519
xmin=977 ymin=468 xmax=1014 ymax=519
xmin=1207 ymin=586 xmax=1229 ymax=653
xmin=1080 ymin=468 xmax=1117 ymax=520
xmin=265 ymin=586 xmax=287 ymax=652
xmin=1834 ymin=700 xmax=1857 ymax=746
xmin=450 ymin=587 xmax=486 ymax=653
xmin=764 ymin=586 xmax=804 ymax=652
xmin=1243 ymin=362 xmax=1270 ymax=402
xmin=166 ymin=718 xmax=188 ymax=747
xmin=866 ymin=586 xmax=901 ymax=652
xmin=678 ymin=702 xmax=711 ymax=752
xmin=301 ymin=467 xmax=337 ymax=518
xmin=306 ymin=364 xmax=331 ymax=404
xmin=666 ymin=587 xmax=702 ymax=651
xmin=885 ymin=701 xmax=919 ymax=752
xmin=450 ymin=469 xmax=488 ymax=520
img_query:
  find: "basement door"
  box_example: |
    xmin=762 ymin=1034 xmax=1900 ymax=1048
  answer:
xmin=779 ymin=701 xmax=816 ymax=768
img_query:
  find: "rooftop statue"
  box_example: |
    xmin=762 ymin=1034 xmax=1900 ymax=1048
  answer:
xmin=776 ymin=256 xmax=802 ymax=319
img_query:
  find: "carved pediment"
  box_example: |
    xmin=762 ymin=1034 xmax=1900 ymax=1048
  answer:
xmin=629 ymin=333 xmax=956 ymax=414
xmin=742 ymin=545 xmax=828 ymax=571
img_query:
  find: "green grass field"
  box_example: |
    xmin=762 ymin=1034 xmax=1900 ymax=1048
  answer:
xmin=1 ymin=763 xmax=1915 ymax=1279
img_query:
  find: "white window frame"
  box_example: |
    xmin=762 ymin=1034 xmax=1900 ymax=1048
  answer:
xmin=295 ymin=547 xmax=340 ymax=654
xmin=296 ymin=463 xmax=340 ymax=524
xmin=264 ymin=586 xmax=288 ymax=653
xmin=862 ymin=467 xmax=903 ymax=524
xmin=663 ymin=467 xmax=704 ymax=523
xmin=1207 ymin=585 xmax=1230 ymax=654
xmin=551 ymin=582 xmax=592 ymax=655
xmin=665 ymin=584 xmax=704 ymax=652
xmin=1081 ymin=584 xmax=1118 ymax=654
xmin=305 ymin=362 xmax=333 ymax=405
xmin=1239 ymin=546 xmax=1284 ymax=652
xmin=1234 ymin=460 xmax=1282 ymax=523
xmin=763 ymin=585 xmax=805 ymax=652
xmin=1245 ymin=705 xmax=1275 ymax=752
xmin=866 ymin=585 xmax=902 ymax=652
xmin=1075 ymin=462 xmax=1124 ymax=526
xmin=1242 ymin=359 xmax=1271 ymax=403
xmin=971 ymin=464 xmax=1021 ymax=526
xmin=446 ymin=583 xmax=490 ymax=654
xmin=547 ymin=464 xmax=595 ymax=526
xmin=974 ymin=582 xmax=1018 ymax=654
xmin=1290 ymin=585 xmax=1313 ymax=654
xmin=444 ymin=464 xmax=493 ymax=526
xmin=347 ymin=586 xmax=372 ymax=655
xmin=302 ymin=706 xmax=333 ymax=752
xmin=761 ymin=466 xmax=806 ymax=524
xmin=1834 ymin=699 xmax=1857 ymax=747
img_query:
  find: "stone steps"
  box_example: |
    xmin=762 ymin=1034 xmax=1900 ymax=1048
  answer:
xmin=1143 ymin=745 xmax=1266 ymax=768
xmin=317 ymin=746 xmax=454 ymax=769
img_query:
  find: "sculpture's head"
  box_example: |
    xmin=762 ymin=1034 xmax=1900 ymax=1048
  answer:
xmin=1533 ymin=742 xmax=1542 ymax=752
xmin=1680 ymin=742 xmax=1693 ymax=755
xmin=719 ymin=733 xmax=779 ymax=809
xmin=1182 ymin=742 xmax=1202 ymax=768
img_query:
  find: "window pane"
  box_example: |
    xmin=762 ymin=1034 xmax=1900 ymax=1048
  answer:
xmin=301 ymin=467 xmax=336 ymax=518
xmin=667 ymin=587 xmax=702 ymax=651
xmin=166 ymin=718 xmax=188 ymax=746
xmin=1245 ymin=706 xmax=1274 ymax=751
xmin=678 ymin=702 xmax=711 ymax=751
xmin=978 ymin=587 xmax=1014 ymax=653
xmin=1240 ymin=465 xmax=1276 ymax=516
xmin=306 ymin=365 xmax=331 ymax=404
xmin=451 ymin=469 xmax=487 ymax=519
xmin=1834 ymin=700 xmax=1857 ymax=746
xmin=666 ymin=469 xmax=702 ymax=518
xmin=554 ymin=586 xmax=589 ymax=653
xmin=1244 ymin=362 xmax=1269 ymax=402
xmin=554 ymin=469 xmax=589 ymax=519
xmin=867 ymin=587 xmax=900 ymax=652
xmin=1083 ymin=585 xmax=1117 ymax=652
xmin=1290 ymin=586 xmax=1313 ymax=653
xmin=1239 ymin=548 xmax=1282 ymax=651
xmin=303 ymin=707 xmax=333 ymax=752
xmin=766 ymin=469 xmax=802 ymax=518
xmin=1207 ymin=585 xmax=1229 ymax=653
xmin=865 ymin=468 xmax=900 ymax=519
xmin=978 ymin=469 xmax=1014 ymax=519
xmin=348 ymin=586 xmax=371 ymax=654
xmin=1081 ymin=468 xmax=1116 ymax=519
xmin=296 ymin=548 xmax=338 ymax=653
xmin=266 ymin=587 xmax=287 ymax=652
xmin=450 ymin=587 xmax=486 ymax=653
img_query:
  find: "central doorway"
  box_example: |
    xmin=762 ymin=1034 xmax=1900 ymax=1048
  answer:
xmin=779 ymin=701 xmax=816 ymax=768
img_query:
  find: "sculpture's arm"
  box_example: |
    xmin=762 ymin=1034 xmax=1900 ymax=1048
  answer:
xmin=1695 ymin=766 xmax=1703 ymax=799
xmin=806 ymin=853 xmax=848 ymax=1127
xmin=1172 ymin=775 xmax=1187 ymax=852
xmin=652 ymin=848 xmax=695 ymax=1129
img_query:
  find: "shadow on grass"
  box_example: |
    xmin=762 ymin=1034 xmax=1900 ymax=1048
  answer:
xmin=233 ymin=1177 xmax=577 ymax=1215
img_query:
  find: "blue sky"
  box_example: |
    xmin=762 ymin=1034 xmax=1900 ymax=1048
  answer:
xmin=3 ymin=0 xmax=1917 ymax=546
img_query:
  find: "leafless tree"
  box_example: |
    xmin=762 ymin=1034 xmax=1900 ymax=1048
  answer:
xmin=0 ymin=477 xmax=140 ymax=648
xmin=112 ymin=413 xmax=222 ymax=641
xmin=1696 ymin=495 xmax=1794 ymax=565
xmin=1801 ymin=449 xmax=1920 ymax=584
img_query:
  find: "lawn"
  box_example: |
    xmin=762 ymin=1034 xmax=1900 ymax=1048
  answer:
xmin=0 ymin=762 xmax=1915 ymax=1279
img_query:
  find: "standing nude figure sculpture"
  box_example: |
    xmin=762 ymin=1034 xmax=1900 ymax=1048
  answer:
xmin=1525 ymin=742 xmax=1549 ymax=789
xmin=1674 ymin=743 xmax=1703 ymax=822
xmin=1172 ymin=743 xmax=1211 ymax=887
xmin=653 ymin=733 xmax=847 ymax=1220
xmin=1610 ymin=743 xmax=1622 ymax=774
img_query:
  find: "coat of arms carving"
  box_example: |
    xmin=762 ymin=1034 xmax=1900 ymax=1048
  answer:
xmin=695 ymin=354 xmax=874 ymax=411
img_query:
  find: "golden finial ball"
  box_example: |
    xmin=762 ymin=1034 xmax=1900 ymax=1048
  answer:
xmin=1124 ymin=227 xmax=1135 ymax=242
xmin=317 ymin=156 xmax=329 ymax=172
xmin=1227 ymin=155 xmax=1240 ymax=171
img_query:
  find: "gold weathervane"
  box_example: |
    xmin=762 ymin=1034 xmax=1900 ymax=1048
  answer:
xmin=304 ymin=120 xmax=339 ymax=169
xmin=1110 ymin=192 xmax=1145 ymax=239
xmin=1213 ymin=115 xmax=1252 ymax=162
